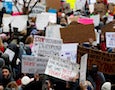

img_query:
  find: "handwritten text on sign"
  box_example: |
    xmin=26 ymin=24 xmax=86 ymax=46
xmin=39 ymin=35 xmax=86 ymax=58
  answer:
xmin=22 ymin=55 xmax=49 ymax=74
xmin=33 ymin=36 xmax=62 ymax=56
xmin=45 ymin=56 xmax=79 ymax=81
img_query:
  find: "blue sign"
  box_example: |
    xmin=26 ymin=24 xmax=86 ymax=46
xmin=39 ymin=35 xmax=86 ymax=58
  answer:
xmin=3 ymin=1 xmax=12 ymax=13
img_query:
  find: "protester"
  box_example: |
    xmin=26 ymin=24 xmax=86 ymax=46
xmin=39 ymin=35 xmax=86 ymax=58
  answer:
xmin=1 ymin=65 xmax=14 ymax=88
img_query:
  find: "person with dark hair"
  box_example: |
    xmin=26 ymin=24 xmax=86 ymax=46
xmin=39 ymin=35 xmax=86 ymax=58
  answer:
xmin=0 ymin=65 xmax=14 ymax=88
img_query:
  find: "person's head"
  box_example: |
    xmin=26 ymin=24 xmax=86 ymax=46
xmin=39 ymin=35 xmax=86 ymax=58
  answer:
xmin=25 ymin=36 xmax=34 ymax=44
xmin=6 ymin=81 xmax=18 ymax=90
xmin=2 ymin=66 xmax=11 ymax=79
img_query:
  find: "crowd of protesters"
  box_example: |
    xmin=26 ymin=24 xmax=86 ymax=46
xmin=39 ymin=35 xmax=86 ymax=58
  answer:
xmin=0 ymin=0 xmax=115 ymax=90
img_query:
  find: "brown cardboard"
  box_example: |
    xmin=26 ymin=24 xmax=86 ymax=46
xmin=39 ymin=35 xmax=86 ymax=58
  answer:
xmin=46 ymin=0 xmax=61 ymax=10
xmin=94 ymin=3 xmax=107 ymax=18
xmin=77 ymin=45 xmax=115 ymax=75
xmin=60 ymin=21 xmax=96 ymax=43
xmin=101 ymin=21 xmax=115 ymax=34
xmin=108 ymin=3 xmax=115 ymax=13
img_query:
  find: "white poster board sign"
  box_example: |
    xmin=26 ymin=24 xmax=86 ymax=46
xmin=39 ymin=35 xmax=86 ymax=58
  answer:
xmin=32 ymin=36 xmax=62 ymax=56
xmin=22 ymin=55 xmax=49 ymax=74
xmin=106 ymin=32 xmax=115 ymax=48
xmin=80 ymin=54 xmax=88 ymax=85
xmin=11 ymin=15 xmax=28 ymax=32
xmin=45 ymin=56 xmax=79 ymax=81
xmin=59 ymin=43 xmax=79 ymax=63
xmin=90 ymin=14 xmax=100 ymax=27
xmin=3 ymin=14 xmax=13 ymax=32
xmin=29 ymin=2 xmax=46 ymax=17
xmin=45 ymin=24 xmax=61 ymax=39
xmin=75 ymin=0 xmax=87 ymax=10
xmin=4 ymin=48 xmax=15 ymax=62
xmin=36 ymin=14 xmax=49 ymax=30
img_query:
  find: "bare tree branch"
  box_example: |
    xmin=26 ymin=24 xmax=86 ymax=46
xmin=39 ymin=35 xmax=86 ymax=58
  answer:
xmin=28 ymin=0 xmax=40 ymax=14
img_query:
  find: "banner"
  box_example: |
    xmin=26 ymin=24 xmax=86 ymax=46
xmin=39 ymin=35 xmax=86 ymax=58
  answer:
xmin=106 ymin=32 xmax=115 ymax=48
xmin=22 ymin=55 xmax=49 ymax=74
xmin=45 ymin=56 xmax=79 ymax=81
xmin=77 ymin=45 xmax=115 ymax=75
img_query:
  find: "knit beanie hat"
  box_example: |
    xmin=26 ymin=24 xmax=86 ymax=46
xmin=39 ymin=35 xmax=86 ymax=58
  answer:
xmin=101 ymin=82 xmax=111 ymax=90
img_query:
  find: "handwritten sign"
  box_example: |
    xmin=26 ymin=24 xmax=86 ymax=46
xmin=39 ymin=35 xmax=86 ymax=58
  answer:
xmin=77 ymin=45 xmax=115 ymax=75
xmin=22 ymin=55 xmax=49 ymax=74
xmin=29 ymin=2 xmax=46 ymax=17
xmin=45 ymin=56 xmax=79 ymax=81
xmin=106 ymin=32 xmax=115 ymax=48
xmin=32 ymin=36 xmax=62 ymax=56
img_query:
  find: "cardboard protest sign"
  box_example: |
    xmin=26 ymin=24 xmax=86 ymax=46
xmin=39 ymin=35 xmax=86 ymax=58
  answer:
xmin=106 ymin=32 xmax=115 ymax=48
xmin=60 ymin=22 xmax=96 ymax=43
xmin=94 ymin=3 xmax=107 ymax=18
xmin=22 ymin=55 xmax=49 ymax=74
xmin=77 ymin=45 xmax=115 ymax=75
xmin=46 ymin=0 xmax=61 ymax=10
xmin=32 ymin=36 xmax=62 ymax=56
xmin=80 ymin=54 xmax=88 ymax=85
xmin=45 ymin=56 xmax=79 ymax=81
xmin=59 ymin=43 xmax=79 ymax=63
xmin=101 ymin=21 xmax=115 ymax=34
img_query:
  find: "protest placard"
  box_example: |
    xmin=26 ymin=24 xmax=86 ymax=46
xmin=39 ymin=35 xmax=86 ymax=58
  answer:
xmin=3 ymin=14 xmax=13 ymax=32
xmin=77 ymin=45 xmax=115 ymax=75
xmin=45 ymin=24 xmax=61 ymax=39
xmin=11 ymin=15 xmax=28 ymax=32
xmin=106 ymin=32 xmax=115 ymax=48
xmin=29 ymin=2 xmax=46 ymax=17
xmin=75 ymin=0 xmax=86 ymax=10
xmin=80 ymin=54 xmax=88 ymax=85
xmin=32 ymin=36 xmax=62 ymax=56
xmin=59 ymin=43 xmax=79 ymax=63
xmin=60 ymin=22 xmax=96 ymax=43
xmin=22 ymin=55 xmax=49 ymax=74
xmin=45 ymin=56 xmax=79 ymax=81
xmin=90 ymin=14 xmax=100 ymax=27
xmin=4 ymin=48 xmax=15 ymax=62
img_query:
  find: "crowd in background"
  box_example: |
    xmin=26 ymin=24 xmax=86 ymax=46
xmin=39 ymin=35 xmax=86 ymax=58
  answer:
xmin=0 ymin=0 xmax=115 ymax=90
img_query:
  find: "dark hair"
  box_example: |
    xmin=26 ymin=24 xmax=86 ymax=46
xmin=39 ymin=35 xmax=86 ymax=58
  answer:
xmin=2 ymin=65 xmax=11 ymax=73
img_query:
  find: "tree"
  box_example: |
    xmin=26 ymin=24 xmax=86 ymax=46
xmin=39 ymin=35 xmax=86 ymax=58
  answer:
xmin=12 ymin=0 xmax=41 ymax=15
